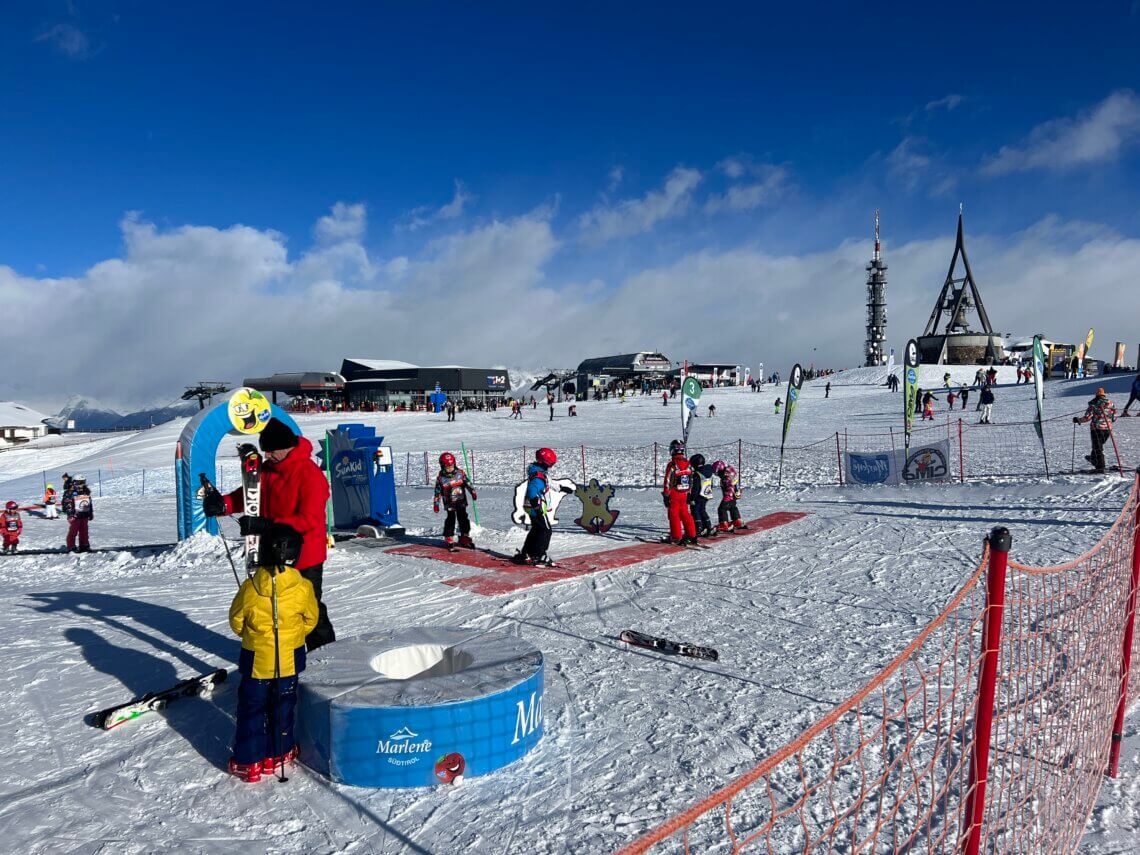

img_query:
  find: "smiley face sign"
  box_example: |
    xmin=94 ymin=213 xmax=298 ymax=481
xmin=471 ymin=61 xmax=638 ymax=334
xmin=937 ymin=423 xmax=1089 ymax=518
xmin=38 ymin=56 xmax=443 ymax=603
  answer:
xmin=227 ymin=387 xmax=272 ymax=434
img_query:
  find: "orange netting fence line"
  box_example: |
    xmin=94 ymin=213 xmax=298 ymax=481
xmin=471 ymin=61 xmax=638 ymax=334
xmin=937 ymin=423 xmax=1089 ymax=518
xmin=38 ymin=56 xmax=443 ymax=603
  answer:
xmin=618 ymin=475 xmax=1140 ymax=854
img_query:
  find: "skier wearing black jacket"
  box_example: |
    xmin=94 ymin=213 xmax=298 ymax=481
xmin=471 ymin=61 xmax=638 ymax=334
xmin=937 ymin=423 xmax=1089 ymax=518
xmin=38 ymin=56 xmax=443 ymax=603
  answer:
xmin=687 ymin=454 xmax=716 ymax=538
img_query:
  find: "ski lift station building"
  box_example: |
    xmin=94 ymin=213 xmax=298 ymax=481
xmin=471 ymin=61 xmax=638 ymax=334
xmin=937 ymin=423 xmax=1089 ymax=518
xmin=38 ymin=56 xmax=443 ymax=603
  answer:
xmin=339 ymin=359 xmax=511 ymax=409
xmin=575 ymin=352 xmax=673 ymax=393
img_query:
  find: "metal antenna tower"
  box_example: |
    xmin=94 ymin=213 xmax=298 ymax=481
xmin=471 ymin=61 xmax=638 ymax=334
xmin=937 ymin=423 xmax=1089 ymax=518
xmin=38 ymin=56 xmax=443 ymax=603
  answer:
xmin=864 ymin=210 xmax=888 ymax=366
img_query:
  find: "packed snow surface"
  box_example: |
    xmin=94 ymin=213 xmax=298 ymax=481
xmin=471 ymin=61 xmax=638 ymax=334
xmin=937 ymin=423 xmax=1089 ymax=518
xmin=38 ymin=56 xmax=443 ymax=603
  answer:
xmin=1 ymin=370 xmax=1138 ymax=853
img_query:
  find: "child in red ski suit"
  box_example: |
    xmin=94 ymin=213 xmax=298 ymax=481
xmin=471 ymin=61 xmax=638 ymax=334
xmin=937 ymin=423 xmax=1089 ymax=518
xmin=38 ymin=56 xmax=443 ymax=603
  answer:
xmin=662 ymin=440 xmax=698 ymax=545
xmin=2 ymin=502 xmax=22 ymax=554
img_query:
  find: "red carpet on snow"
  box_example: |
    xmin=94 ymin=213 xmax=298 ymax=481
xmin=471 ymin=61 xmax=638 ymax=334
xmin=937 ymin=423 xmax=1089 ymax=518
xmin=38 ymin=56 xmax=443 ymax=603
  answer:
xmin=388 ymin=512 xmax=810 ymax=597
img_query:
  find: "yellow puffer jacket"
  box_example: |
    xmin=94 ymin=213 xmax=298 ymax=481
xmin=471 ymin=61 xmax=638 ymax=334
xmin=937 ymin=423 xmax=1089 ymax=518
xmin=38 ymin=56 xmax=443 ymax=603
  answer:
xmin=229 ymin=566 xmax=318 ymax=679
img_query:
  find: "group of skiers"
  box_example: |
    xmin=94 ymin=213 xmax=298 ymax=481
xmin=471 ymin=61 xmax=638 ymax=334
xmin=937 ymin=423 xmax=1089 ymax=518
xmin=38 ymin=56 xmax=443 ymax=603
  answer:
xmin=662 ymin=439 xmax=747 ymax=546
xmin=2 ymin=475 xmax=93 ymax=554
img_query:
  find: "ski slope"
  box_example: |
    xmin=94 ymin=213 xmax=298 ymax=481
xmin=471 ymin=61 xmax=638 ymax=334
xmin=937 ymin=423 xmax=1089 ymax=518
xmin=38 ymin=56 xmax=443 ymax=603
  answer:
xmin=1 ymin=370 xmax=1138 ymax=853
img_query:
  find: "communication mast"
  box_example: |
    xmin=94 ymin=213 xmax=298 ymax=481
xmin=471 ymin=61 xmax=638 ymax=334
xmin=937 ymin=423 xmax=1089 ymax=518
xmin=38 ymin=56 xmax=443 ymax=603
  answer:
xmin=864 ymin=210 xmax=888 ymax=366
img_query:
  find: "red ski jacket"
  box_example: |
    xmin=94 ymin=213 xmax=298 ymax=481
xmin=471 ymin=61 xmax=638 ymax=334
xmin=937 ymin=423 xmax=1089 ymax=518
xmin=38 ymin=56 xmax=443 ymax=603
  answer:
xmin=662 ymin=455 xmax=694 ymax=497
xmin=224 ymin=436 xmax=330 ymax=571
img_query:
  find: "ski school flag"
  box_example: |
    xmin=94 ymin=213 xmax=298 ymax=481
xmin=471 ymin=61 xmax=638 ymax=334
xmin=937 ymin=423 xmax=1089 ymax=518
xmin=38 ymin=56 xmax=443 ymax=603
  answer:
xmin=681 ymin=376 xmax=702 ymax=442
xmin=781 ymin=363 xmax=804 ymax=449
xmin=903 ymin=339 xmax=920 ymax=452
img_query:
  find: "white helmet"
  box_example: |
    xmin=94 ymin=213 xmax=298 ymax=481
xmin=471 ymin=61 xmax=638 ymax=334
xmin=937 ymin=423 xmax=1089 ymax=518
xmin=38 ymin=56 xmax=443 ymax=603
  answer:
xmin=73 ymin=474 xmax=86 ymax=483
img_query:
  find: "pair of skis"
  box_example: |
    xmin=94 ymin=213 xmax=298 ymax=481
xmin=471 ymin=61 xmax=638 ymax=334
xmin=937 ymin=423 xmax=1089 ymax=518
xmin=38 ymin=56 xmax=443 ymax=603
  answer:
xmin=97 ymin=445 xmax=264 ymax=732
xmin=619 ymin=630 xmax=719 ymax=662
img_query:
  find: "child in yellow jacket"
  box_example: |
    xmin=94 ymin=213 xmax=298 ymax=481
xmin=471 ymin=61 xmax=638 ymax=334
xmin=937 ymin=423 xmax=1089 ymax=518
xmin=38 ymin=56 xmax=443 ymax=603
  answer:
xmin=227 ymin=527 xmax=318 ymax=783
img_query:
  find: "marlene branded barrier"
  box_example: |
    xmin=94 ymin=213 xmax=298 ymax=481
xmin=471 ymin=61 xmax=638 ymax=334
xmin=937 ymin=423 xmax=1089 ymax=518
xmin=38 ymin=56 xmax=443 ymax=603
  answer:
xmin=296 ymin=627 xmax=544 ymax=788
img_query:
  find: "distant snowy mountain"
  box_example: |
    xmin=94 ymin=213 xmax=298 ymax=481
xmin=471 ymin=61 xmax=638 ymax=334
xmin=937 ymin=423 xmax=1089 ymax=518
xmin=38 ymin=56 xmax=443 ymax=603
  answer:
xmin=112 ymin=402 xmax=197 ymax=430
xmin=55 ymin=396 xmax=123 ymax=431
xmin=506 ymin=366 xmax=550 ymax=396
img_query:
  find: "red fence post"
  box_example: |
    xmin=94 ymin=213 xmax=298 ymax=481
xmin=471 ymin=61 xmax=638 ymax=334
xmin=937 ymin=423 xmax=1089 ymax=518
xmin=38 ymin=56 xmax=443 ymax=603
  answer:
xmin=835 ymin=432 xmax=843 ymax=485
xmin=958 ymin=419 xmax=965 ymax=483
xmin=737 ymin=439 xmax=742 ymax=477
xmin=1108 ymin=426 xmax=1125 ymax=477
xmin=1108 ymin=473 xmax=1140 ymax=777
xmin=961 ymin=526 xmax=1011 ymax=855
xmin=581 ymin=445 xmax=586 ymax=484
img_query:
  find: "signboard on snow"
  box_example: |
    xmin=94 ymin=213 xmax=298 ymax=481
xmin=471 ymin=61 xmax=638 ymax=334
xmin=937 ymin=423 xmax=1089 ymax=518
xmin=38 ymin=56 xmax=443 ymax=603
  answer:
xmin=845 ymin=440 xmax=951 ymax=486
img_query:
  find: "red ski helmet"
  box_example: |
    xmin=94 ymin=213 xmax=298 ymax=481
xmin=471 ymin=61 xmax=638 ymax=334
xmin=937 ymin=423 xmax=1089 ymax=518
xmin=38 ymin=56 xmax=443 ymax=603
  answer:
xmin=711 ymin=460 xmax=726 ymax=474
xmin=535 ymin=447 xmax=557 ymax=468
xmin=439 ymin=452 xmax=456 ymax=469
xmin=4 ymin=501 xmax=17 ymax=511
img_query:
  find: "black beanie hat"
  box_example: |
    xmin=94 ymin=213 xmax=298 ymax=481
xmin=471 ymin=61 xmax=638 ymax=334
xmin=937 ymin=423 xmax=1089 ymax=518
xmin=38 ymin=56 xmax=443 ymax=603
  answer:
xmin=259 ymin=418 xmax=299 ymax=452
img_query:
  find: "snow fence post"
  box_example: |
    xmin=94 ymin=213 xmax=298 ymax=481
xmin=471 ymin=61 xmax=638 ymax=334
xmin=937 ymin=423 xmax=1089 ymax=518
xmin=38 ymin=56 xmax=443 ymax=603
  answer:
xmin=405 ymin=452 xmax=410 ymax=487
xmin=958 ymin=419 xmax=965 ymax=483
xmin=1108 ymin=470 xmax=1140 ymax=777
xmin=423 ymin=452 xmax=428 ymax=486
xmin=961 ymin=526 xmax=1010 ymax=855
xmin=835 ymin=432 xmax=843 ymax=485
xmin=141 ymin=469 xmax=146 ymax=496
xmin=98 ymin=470 xmax=102 ymax=497
xmin=580 ymin=445 xmax=586 ymax=484
xmin=653 ymin=442 xmax=658 ymax=485
xmin=522 ymin=446 xmax=527 ymax=480
xmin=737 ymin=439 xmax=742 ymax=478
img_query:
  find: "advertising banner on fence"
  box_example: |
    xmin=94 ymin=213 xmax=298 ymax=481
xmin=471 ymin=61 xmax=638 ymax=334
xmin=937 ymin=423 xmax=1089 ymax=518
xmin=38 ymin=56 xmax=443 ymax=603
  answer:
xmin=845 ymin=439 xmax=951 ymax=486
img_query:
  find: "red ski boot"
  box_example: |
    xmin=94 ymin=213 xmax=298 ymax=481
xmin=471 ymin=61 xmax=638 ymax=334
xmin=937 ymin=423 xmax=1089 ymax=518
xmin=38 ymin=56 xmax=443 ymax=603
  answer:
xmin=228 ymin=758 xmax=262 ymax=783
xmin=444 ymin=536 xmax=457 ymax=552
xmin=261 ymin=744 xmax=299 ymax=774
xmin=733 ymin=519 xmax=748 ymax=531
xmin=458 ymin=535 xmax=475 ymax=549
xmin=717 ymin=521 xmax=731 ymax=533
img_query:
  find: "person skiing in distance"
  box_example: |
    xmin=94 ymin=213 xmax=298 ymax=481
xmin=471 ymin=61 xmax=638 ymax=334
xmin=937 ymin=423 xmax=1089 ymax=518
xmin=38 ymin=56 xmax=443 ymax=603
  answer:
xmin=1074 ymin=388 xmax=1117 ymax=473
xmin=959 ymin=384 xmax=969 ymax=410
xmin=203 ymin=418 xmax=335 ymax=650
xmin=774 ymin=397 xmax=782 ymax=414
xmin=688 ymin=453 xmax=716 ymax=538
xmin=2 ymin=501 xmax=22 ymax=554
xmin=662 ymin=440 xmax=698 ymax=546
xmin=922 ymin=391 xmax=935 ymax=421
xmin=547 ymin=391 xmax=555 ymax=421
xmin=708 ymin=404 xmax=717 ymax=417
xmin=227 ymin=525 xmax=317 ymax=783
xmin=1122 ymin=373 xmax=1140 ymax=417
xmin=978 ymin=385 xmax=995 ymax=424
xmin=662 ymin=391 xmax=669 ymax=407
xmin=513 ymin=447 xmax=568 ymax=566
xmin=825 ymin=382 xmax=831 ymax=398
xmin=946 ymin=389 xmax=957 ymax=409
xmin=433 ymin=452 xmax=477 ymax=549
xmin=43 ymin=483 xmax=59 ymax=520
xmin=63 ymin=474 xmax=94 ymax=553
xmin=713 ymin=460 xmax=745 ymax=532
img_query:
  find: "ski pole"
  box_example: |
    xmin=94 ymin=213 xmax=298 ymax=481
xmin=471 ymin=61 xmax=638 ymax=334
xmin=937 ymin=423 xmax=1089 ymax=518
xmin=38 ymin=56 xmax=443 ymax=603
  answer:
xmin=270 ymin=567 xmax=288 ymax=783
xmin=200 ymin=473 xmax=242 ymax=587
xmin=460 ymin=442 xmax=480 ymax=526
xmin=322 ymin=434 xmax=335 ymax=548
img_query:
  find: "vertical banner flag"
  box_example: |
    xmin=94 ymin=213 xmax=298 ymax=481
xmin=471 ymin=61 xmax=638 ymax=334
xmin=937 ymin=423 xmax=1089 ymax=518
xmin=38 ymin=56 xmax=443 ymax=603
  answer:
xmin=1076 ymin=328 xmax=1095 ymax=378
xmin=777 ymin=363 xmax=804 ymax=487
xmin=886 ymin=346 xmax=895 ymax=376
xmin=1032 ymin=335 xmax=1050 ymax=477
xmin=681 ymin=375 xmax=702 ymax=444
xmin=903 ymin=339 xmax=920 ymax=466
xmin=1114 ymin=342 xmax=1127 ymax=369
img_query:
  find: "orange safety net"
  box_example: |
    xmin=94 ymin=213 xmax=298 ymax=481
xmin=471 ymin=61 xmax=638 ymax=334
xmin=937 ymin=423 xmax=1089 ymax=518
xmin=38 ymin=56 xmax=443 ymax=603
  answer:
xmin=618 ymin=479 xmax=1140 ymax=854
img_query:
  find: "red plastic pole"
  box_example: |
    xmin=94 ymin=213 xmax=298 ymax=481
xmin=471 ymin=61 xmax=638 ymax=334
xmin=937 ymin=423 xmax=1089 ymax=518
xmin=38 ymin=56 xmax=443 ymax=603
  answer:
xmin=1108 ymin=426 xmax=1125 ymax=476
xmin=1108 ymin=473 xmax=1140 ymax=777
xmin=737 ymin=439 xmax=742 ymax=476
xmin=581 ymin=445 xmax=586 ymax=483
xmin=835 ymin=432 xmax=843 ymax=485
xmin=958 ymin=419 xmax=965 ymax=483
xmin=961 ymin=527 xmax=1011 ymax=855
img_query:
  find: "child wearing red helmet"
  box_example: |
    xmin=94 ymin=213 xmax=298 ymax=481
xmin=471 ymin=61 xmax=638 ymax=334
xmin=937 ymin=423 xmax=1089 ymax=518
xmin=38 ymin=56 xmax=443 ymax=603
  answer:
xmin=512 ymin=447 xmax=567 ymax=566
xmin=662 ymin=440 xmax=698 ymax=546
xmin=2 ymin=501 xmax=22 ymax=554
xmin=433 ymin=452 xmax=477 ymax=549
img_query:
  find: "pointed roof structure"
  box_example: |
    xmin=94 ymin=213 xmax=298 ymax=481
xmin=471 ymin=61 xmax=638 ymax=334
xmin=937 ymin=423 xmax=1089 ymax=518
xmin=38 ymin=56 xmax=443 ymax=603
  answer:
xmin=922 ymin=208 xmax=995 ymax=337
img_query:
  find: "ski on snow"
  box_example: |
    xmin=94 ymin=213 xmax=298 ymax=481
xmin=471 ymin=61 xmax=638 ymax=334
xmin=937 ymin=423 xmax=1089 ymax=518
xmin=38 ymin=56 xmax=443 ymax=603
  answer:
xmin=619 ymin=630 xmax=719 ymax=662
xmin=93 ymin=669 xmax=228 ymax=730
xmin=635 ymin=536 xmax=711 ymax=549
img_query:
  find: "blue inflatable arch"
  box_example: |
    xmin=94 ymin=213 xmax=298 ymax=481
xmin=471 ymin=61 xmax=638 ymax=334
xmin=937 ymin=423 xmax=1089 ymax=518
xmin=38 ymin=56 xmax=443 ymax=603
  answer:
xmin=175 ymin=401 xmax=300 ymax=540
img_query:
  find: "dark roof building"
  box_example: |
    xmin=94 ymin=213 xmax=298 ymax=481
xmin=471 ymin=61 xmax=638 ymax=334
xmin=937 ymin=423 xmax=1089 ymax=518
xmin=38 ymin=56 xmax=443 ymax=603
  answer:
xmin=340 ymin=359 xmax=511 ymax=409
xmin=241 ymin=372 xmax=346 ymax=403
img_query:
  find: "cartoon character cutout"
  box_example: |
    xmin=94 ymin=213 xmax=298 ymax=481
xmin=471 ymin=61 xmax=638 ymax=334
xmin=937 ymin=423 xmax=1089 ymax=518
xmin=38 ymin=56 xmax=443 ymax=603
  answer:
xmin=573 ymin=479 xmax=619 ymax=534
xmin=227 ymin=387 xmax=272 ymax=434
xmin=435 ymin=752 xmax=465 ymax=784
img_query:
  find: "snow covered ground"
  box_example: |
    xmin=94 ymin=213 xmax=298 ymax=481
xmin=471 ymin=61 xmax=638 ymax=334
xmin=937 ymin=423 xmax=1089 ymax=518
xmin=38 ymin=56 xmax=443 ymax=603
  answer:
xmin=1 ymin=370 xmax=1138 ymax=853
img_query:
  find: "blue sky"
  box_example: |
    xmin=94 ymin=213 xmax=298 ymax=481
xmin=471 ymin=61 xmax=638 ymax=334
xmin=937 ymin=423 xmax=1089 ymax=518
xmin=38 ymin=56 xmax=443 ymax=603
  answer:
xmin=3 ymin=2 xmax=1140 ymax=406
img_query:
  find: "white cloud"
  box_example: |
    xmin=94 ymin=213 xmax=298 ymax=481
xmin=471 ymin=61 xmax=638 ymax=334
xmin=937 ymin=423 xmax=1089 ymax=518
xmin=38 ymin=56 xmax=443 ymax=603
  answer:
xmin=982 ymin=90 xmax=1140 ymax=176
xmin=925 ymin=94 xmax=964 ymax=113
xmin=887 ymin=137 xmax=932 ymax=190
xmin=705 ymin=165 xmax=787 ymax=213
xmin=35 ymin=23 xmax=91 ymax=59
xmin=403 ymin=180 xmax=473 ymax=231
xmin=314 ymin=202 xmax=367 ymax=243
xmin=717 ymin=157 xmax=747 ymax=179
xmin=578 ymin=166 xmax=702 ymax=244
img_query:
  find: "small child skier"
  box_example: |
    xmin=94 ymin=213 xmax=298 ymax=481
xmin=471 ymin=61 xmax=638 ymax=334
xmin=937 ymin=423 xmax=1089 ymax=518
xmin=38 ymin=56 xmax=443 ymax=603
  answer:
xmin=774 ymin=398 xmax=782 ymax=414
xmin=688 ymin=453 xmax=716 ymax=537
xmin=2 ymin=501 xmax=22 ymax=554
xmin=922 ymin=391 xmax=935 ymax=421
xmin=433 ymin=452 xmax=477 ymax=549
xmin=227 ymin=524 xmax=317 ymax=783
xmin=662 ymin=440 xmax=698 ymax=546
xmin=62 ymin=474 xmax=93 ymax=553
xmin=513 ymin=447 xmax=569 ymax=566
xmin=43 ymin=484 xmax=59 ymax=520
xmin=713 ymin=461 xmax=746 ymax=532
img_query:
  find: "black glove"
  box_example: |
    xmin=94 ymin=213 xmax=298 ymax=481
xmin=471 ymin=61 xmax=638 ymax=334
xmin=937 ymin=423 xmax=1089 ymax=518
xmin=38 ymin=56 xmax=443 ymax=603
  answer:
xmin=1073 ymin=417 xmax=1081 ymax=423
xmin=238 ymin=515 xmax=273 ymax=537
xmin=202 ymin=491 xmax=226 ymax=517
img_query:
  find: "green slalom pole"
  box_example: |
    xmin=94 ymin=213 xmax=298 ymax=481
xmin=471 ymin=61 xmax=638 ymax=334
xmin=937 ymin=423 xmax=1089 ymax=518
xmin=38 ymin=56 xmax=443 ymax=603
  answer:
xmin=460 ymin=442 xmax=480 ymax=526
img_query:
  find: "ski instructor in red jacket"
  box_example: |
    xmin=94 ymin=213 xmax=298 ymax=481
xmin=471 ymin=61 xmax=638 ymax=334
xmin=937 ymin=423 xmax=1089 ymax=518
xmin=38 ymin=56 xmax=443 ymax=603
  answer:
xmin=205 ymin=418 xmax=335 ymax=650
